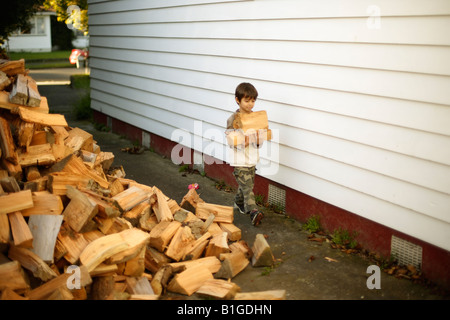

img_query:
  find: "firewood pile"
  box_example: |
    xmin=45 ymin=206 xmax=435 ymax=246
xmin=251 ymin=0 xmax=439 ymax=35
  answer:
xmin=0 ymin=59 xmax=285 ymax=300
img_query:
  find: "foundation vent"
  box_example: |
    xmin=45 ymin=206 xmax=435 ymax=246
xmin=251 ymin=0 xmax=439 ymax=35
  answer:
xmin=391 ymin=235 xmax=422 ymax=269
xmin=268 ymin=184 xmax=286 ymax=213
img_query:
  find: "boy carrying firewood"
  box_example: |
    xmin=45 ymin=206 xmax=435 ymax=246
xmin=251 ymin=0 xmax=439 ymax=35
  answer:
xmin=225 ymin=82 xmax=270 ymax=226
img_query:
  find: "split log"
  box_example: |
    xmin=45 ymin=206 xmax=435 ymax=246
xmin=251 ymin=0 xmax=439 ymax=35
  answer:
xmin=8 ymin=211 xmax=33 ymax=248
xmin=150 ymin=264 xmax=173 ymax=296
xmin=148 ymin=220 xmax=181 ymax=252
xmin=95 ymin=151 xmax=114 ymax=171
xmin=205 ymin=231 xmax=230 ymax=258
xmin=196 ymin=202 xmax=233 ymax=224
xmin=123 ymin=246 xmax=146 ymax=277
xmin=219 ymin=222 xmax=241 ymax=241
xmin=16 ymin=120 xmax=35 ymax=148
xmin=57 ymin=224 xmax=90 ymax=264
xmin=167 ymin=265 xmax=213 ymax=296
xmin=182 ymin=231 xmax=212 ymax=261
xmin=0 ymin=214 xmax=10 ymax=244
xmin=65 ymin=127 xmax=93 ymax=153
xmin=60 ymin=154 xmax=109 ymax=189
xmin=27 ymin=265 xmax=91 ymax=300
xmin=1 ymin=287 xmax=29 ymax=300
xmin=25 ymin=75 xmax=41 ymax=107
xmin=234 ymin=289 xmax=286 ymax=300
xmin=165 ymin=225 xmax=195 ymax=261
xmin=179 ymin=188 xmax=204 ymax=212
xmin=0 ymin=116 xmax=19 ymax=165
xmin=215 ymin=251 xmax=249 ymax=279
xmin=229 ymin=240 xmax=252 ymax=260
xmin=0 ymin=91 xmax=48 ymax=113
xmin=226 ymin=130 xmax=245 ymax=147
xmin=90 ymin=264 xmax=118 ymax=277
xmin=0 ymin=260 xmax=30 ymax=293
xmin=233 ymin=110 xmax=269 ymax=131
xmin=17 ymin=143 xmax=56 ymax=167
xmin=106 ymin=228 xmax=150 ymax=265
xmin=112 ymin=185 xmax=150 ymax=212
xmin=80 ymin=228 xmax=150 ymax=273
xmin=18 ymin=106 xmax=68 ymax=127
xmin=82 ymin=190 xmax=120 ymax=219
xmin=0 ymin=70 xmax=11 ymax=90
xmin=21 ymin=191 xmax=63 ymax=216
xmin=125 ymin=276 xmax=155 ymax=296
xmin=0 ymin=59 xmax=26 ymax=76
xmin=9 ymin=74 xmax=28 ymax=105
xmin=0 ymin=176 xmax=20 ymax=192
xmin=25 ymin=166 xmax=41 ymax=181
xmin=169 ymin=256 xmax=222 ymax=274
xmin=1 ymin=157 xmax=22 ymax=180
xmin=47 ymin=172 xmax=90 ymax=196
xmin=63 ymin=186 xmax=98 ymax=233
xmin=8 ymin=245 xmax=58 ymax=282
xmin=196 ymin=278 xmax=241 ymax=300
xmin=122 ymin=201 xmax=150 ymax=227
xmin=207 ymin=222 xmax=224 ymax=236
xmin=144 ymin=246 xmax=171 ymax=273
xmin=27 ymin=214 xmax=64 ymax=263
xmin=251 ymin=234 xmax=274 ymax=267
xmin=153 ymin=187 xmax=174 ymax=222
xmin=91 ymin=275 xmax=115 ymax=300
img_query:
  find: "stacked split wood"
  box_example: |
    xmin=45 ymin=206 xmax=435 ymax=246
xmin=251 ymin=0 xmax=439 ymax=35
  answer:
xmin=226 ymin=110 xmax=272 ymax=147
xmin=0 ymin=59 xmax=284 ymax=300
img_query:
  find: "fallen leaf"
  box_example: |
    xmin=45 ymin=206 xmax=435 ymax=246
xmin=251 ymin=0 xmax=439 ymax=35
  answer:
xmin=308 ymin=255 xmax=315 ymax=262
xmin=325 ymin=257 xmax=338 ymax=263
xmin=406 ymin=265 xmax=417 ymax=275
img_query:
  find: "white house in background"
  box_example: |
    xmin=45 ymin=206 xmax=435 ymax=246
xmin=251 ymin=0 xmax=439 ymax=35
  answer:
xmin=5 ymin=10 xmax=55 ymax=52
xmin=87 ymin=0 xmax=450 ymax=288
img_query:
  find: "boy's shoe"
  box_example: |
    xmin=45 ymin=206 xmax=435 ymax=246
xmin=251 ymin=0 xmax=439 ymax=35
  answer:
xmin=234 ymin=202 xmax=246 ymax=215
xmin=250 ymin=209 xmax=264 ymax=226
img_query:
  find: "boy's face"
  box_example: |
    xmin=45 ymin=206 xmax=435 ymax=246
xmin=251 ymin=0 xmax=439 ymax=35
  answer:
xmin=236 ymin=96 xmax=255 ymax=114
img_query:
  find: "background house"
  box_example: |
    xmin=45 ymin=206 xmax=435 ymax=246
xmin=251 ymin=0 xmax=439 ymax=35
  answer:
xmin=5 ymin=11 xmax=55 ymax=52
xmin=87 ymin=0 xmax=450 ymax=287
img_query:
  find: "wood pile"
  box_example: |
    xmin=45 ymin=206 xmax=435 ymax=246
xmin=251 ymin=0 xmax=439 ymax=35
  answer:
xmin=0 ymin=59 xmax=284 ymax=300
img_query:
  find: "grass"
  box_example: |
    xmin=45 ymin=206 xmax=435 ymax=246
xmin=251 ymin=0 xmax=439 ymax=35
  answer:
xmin=71 ymin=74 xmax=92 ymax=120
xmin=8 ymin=50 xmax=72 ymax=61
xmin=302 ymin=215 xmax=321 ymax=233
xmin=71 ymin=74 xmax=90 ymax=89
xmin=331 ymin=228 xmax=359 ymax=249
xmin=8 ymin=50 xmax=75 ymax=69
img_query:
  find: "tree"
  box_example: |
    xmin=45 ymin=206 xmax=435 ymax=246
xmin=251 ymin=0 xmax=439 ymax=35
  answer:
xmin=0 ymin=0 xmax=46 ymax=47
xmin=44 ymin=0 xmax=88 ymax=35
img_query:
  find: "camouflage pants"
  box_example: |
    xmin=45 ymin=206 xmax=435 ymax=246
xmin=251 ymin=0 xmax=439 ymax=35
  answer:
xmin=233 ymin=166 xmax=258 ymax=213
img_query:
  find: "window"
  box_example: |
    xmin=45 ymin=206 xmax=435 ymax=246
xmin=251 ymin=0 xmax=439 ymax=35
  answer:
xmin=14 ymin=16 xmax=46 ymax=35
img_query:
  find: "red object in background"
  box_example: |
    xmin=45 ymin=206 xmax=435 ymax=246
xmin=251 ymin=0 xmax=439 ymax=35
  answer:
xmin=69 ymin=49 xmax=89 ymax=64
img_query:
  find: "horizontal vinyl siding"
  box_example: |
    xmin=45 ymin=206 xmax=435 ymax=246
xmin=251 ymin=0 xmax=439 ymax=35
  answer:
xmin=88 ymin=0 xmax=450 ymax=251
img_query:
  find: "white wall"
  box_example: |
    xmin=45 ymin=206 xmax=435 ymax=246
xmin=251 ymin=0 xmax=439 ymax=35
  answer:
xmin=88 ymin=0 xmax=450 ymax=251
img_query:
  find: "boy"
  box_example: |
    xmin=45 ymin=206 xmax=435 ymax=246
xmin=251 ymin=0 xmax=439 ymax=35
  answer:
xmin=226 ymin=82 xmax=264 ymax=226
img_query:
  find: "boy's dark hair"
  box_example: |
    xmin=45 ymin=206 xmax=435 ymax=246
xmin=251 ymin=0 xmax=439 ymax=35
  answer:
xmin=235 ymin=82 xmax=258 ymax=102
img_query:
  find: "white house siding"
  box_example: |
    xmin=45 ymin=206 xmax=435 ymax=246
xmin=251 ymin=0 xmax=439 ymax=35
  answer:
xmin=88 ymin=0 xmax=450 ymax=252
